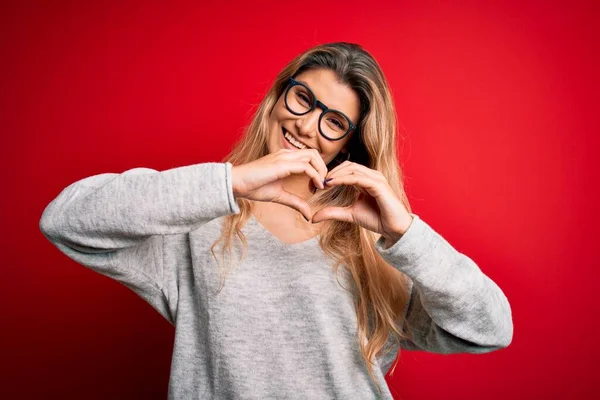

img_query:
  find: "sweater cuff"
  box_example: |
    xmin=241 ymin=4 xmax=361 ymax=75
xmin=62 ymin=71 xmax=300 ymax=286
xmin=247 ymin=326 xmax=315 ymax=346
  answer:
xmin=225 ymin=162 xmax=241 ymax=214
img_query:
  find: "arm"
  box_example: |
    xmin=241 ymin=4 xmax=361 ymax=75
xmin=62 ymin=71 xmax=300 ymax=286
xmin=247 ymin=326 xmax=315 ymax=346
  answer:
xmin=39 ymin=162 xmax=240 ymax=323
xmin=375 ymin=214 xmax=513 ymax=354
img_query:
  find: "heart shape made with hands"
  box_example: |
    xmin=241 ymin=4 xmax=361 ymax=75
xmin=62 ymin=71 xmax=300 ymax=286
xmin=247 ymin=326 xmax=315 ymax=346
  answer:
xmin=309 ymin=161 xmax=414 ymax=244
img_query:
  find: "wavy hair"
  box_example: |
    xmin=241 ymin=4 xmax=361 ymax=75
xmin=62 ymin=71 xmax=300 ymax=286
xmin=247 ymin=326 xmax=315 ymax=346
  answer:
xmin=212 ymin=42 xmax=412 ymax=396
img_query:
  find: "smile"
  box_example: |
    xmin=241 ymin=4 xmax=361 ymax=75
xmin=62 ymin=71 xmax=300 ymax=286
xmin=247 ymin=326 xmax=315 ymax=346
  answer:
xmin=282 ymin=127 xmax=308 ymax=150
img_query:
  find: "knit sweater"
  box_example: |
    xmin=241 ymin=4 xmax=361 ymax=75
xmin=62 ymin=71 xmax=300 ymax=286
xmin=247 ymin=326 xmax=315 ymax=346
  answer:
xmin=39 ymin=161 xmax=513 ymax=399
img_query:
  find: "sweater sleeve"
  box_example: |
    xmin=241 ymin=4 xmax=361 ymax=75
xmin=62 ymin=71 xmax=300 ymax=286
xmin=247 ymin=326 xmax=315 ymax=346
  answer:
xmin=39 ymin=162 xmax=241 ymax=324
xmin=375 ymin=214 xmax=513 ymax=354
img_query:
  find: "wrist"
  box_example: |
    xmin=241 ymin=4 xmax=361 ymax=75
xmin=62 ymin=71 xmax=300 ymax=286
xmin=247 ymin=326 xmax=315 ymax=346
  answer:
xmin=383 ymin=214 xmax=414 ymax=245
xmin=230 ymin=166 xmax=249 ymax=200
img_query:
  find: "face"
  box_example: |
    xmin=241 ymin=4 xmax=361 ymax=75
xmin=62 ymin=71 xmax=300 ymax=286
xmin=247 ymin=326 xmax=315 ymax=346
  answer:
xmin=267 ymin=68 xmax=360 ymax=166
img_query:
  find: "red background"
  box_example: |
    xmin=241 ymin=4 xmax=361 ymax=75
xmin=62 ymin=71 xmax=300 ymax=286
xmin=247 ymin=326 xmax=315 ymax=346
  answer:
xmin=2 ymin=0 xmax=598 ymax=399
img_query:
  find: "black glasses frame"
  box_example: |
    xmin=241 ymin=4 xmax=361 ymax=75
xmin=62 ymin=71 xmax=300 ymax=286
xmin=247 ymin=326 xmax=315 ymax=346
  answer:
xmin=284 ymin=77 xmax=358 ymax=142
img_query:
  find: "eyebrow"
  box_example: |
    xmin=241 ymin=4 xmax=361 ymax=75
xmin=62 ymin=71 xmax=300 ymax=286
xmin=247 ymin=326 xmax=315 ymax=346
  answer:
xmin=294 ymin=78 xmax=356 ymax=124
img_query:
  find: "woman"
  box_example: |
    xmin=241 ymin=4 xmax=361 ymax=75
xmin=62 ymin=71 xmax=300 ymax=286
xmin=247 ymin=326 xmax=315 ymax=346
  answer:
xmin=39 ymin=42 xmax=513 ymax=399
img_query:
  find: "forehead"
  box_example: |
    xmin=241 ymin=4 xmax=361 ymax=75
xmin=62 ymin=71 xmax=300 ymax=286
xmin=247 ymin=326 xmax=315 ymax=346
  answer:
xmin=293 ymin=69 xmax=360 ymax=124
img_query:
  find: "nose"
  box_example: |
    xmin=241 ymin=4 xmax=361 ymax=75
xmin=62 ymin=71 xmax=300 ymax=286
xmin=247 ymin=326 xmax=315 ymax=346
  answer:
xmin=295 ymin=108 xmax=320 ymax=139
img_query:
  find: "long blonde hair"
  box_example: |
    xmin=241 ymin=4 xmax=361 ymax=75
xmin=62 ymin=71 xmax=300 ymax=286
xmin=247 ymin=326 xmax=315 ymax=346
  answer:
xmin=212 ymin=42 xmax=412 ymax=396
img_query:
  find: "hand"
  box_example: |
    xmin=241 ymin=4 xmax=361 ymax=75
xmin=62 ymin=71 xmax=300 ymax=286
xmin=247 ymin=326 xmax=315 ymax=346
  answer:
xmin=231 ymin=148 xmax=328 ymax=221
xmin=311 ymin=161 xmax=414 ymax=243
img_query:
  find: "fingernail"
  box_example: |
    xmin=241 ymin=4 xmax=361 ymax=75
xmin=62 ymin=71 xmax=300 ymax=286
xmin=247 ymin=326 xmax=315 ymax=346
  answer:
xmin=324 ymin=178 xmax=333 ymax=184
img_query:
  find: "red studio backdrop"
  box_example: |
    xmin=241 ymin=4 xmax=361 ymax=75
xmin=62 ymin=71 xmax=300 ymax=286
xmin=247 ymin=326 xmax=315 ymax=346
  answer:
xmin=1 ymin=1 xmax=597 ymax=399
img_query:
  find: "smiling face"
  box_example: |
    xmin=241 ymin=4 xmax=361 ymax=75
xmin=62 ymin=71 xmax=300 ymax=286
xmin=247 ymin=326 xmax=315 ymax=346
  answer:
xmin=267 ymin=68 xmax=360 ymax=166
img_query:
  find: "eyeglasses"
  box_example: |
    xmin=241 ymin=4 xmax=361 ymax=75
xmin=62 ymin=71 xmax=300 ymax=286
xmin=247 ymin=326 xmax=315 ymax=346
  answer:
xmin=284 ymin=77 xmax=358 ymax=141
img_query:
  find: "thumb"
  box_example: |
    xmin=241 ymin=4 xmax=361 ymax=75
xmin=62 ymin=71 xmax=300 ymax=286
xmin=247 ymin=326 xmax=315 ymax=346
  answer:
xmin=311 ymin=206 xmax=354 ymax=224
xmin=273 ymin=190 xmax=313 ymax=221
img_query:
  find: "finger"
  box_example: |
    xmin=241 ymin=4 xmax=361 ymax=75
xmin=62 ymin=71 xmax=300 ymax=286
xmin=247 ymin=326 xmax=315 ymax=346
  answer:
xmin=348 ymin=164 xmax=386 ymax=182
xmin=325 ymin=166 xmax=370 ymax=193
xmin=282 ymin=150 xmax=327 ymax=189
xmin=326 ymin=160 xmax=352 ymax=178
xmin=307 ymin=158 xmax=325 ymax=189
xmin=325 ymin=169 xmax=369 ymax=195
xmin=274 ymin=190 xmax=313 ymax=221
xmin=307 ymin=149 xmax=328 ymax=186
xmin=287 ymin=161 xmax=324 ymax=191
xmin=311 ymin=206 xmax=354 ymax=224
xmin=324 ymin=173 xmax=384 ymax=197
xmin=326 ymin=162 xmax=384 ymax=183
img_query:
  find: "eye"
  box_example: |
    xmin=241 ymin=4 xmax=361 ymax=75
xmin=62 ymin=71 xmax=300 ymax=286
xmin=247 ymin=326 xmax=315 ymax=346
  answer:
xmin=298 ymin=93 xmax=311 ymax=105
xmin=328 ymin=117 xmax=344 ymax=129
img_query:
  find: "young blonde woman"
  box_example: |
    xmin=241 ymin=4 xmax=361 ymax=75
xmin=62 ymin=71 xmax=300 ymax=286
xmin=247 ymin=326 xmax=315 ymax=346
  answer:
xmin=39 ymin=42 xmax=513 ymax=399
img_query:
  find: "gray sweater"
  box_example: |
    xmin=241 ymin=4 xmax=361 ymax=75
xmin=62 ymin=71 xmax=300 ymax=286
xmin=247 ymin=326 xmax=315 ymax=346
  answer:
xmin=39 ymin=162 xmax=513 ymax=399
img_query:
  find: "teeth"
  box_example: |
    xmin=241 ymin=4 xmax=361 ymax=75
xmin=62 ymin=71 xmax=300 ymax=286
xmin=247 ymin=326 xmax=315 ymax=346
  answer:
xmin=284 ymin=132 xmax=307 ymax=149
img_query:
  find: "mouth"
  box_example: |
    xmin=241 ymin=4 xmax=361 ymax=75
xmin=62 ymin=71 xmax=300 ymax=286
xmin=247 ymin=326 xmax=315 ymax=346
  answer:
xmin=282 ymin=127 xmax=312 ymax=150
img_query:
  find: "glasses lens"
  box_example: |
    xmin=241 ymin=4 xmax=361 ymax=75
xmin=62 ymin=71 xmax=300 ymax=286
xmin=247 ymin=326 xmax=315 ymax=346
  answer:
xmin=286 ymin=84 xmax=314 ymax=114
xmin=320 ymin=110 xmax=350 ymax=139
xmin=285 ymin=83 xmax=352 ymax=140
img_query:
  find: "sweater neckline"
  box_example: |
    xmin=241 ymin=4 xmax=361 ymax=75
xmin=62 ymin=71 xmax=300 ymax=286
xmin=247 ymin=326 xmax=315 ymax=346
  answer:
xmin=248 ymin=215 xmax=320 ymax=247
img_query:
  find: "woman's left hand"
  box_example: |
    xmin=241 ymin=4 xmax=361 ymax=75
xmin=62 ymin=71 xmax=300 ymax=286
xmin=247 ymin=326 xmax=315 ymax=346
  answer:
xmin=311 ymin=161 xmax=414 ymax=244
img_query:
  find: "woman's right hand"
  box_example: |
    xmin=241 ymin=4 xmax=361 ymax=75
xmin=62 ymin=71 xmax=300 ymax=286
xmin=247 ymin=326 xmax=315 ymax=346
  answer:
xmin=230 ymin=149 xmax=328 ymax=221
